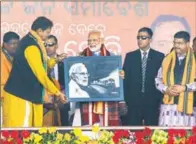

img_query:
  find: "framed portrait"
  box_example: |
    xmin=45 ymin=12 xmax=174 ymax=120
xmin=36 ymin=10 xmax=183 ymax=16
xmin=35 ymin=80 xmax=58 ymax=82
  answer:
xmin=63 ymin=56 xmax=124 ymax=102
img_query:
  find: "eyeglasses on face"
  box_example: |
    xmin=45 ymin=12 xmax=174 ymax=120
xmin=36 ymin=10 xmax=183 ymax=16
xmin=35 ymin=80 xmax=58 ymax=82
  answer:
xmin=74 ymin=73 xmax=90 ymax=76
xmin=87 ymin=39 xmax=99 ymax=43
xmin=6 ymin=41 xmax=19 ymax=46
xmin=44 ymin=42 xmax=56 ymax=47
xmin=173 ymin=41 xmax=186 ymax=46
xmin=137 ymin=36 xmax=150 ymax=40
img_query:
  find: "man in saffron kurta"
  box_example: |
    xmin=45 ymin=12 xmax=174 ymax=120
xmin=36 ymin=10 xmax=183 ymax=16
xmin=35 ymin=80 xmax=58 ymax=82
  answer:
xmin=155 ymin=31 xmax=196 ymax=126
xmin=3 ymin=17 xmax=67 ymax=127
xmin=1 ymin=32 xmax=20 ymax=126
xmin=72 ymin=30 xmax=126 ymax=126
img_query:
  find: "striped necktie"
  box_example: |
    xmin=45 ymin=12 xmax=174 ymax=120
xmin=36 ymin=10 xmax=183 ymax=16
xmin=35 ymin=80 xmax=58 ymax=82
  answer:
xmin=141 ymin=51 xmax=147 ymax=93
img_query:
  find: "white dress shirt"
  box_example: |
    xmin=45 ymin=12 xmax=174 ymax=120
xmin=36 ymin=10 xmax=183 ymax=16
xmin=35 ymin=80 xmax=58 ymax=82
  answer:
xmin=155 ymin=54 xmax=196 ymax=93
xmin=140 ymin=48 xmax=150 ymax=60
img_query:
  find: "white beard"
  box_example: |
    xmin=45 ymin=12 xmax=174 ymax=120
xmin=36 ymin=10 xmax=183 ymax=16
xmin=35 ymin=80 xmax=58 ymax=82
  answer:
xmin=89 ymin=44 xmax=101 ymax=52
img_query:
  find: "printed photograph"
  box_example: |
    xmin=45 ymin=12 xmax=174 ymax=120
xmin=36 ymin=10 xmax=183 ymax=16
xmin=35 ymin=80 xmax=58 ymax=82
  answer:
xmin=64 ymin=56 xmax=124 ymax=102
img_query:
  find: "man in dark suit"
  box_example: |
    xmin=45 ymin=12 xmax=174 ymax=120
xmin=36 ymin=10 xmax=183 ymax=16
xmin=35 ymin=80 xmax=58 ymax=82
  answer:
xmin=122 ymin=27 xmax=164 ymax=126
xmin=44 ymin=35 xmax=69 ymax=126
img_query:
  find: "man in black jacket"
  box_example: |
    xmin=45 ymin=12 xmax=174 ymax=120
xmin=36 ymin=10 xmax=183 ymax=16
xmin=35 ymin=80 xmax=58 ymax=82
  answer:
xmin=3 ymin=17 xmax=66 ymax=127
xmin=122 ymin=27 xmax=164 ymax=126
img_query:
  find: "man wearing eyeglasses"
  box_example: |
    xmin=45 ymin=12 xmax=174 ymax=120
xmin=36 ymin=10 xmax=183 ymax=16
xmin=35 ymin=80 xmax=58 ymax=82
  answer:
xmin=69 ymin=63 xmax=117 ymax=99
xmin=123 ymin=27 xmax=164 ymax=126
xmin=1 ymin=31 xmax=20 ymax=126
xmin=156 ymin=31 xmax=196 ymax=126
xmin=71 ymin=30 xmax=126 ymax=126
xmin=69 ymin=63 xmax=90 ymax=98
xmin=44 ymin=35 xmax=69 ymax=126
xmin=3 ymin=17 xmax=67 ymax=127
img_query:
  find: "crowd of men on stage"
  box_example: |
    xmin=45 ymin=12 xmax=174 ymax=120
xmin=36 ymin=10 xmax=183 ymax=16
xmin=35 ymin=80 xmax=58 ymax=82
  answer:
xmin=1 ymin=16 xmax=196 ymax=127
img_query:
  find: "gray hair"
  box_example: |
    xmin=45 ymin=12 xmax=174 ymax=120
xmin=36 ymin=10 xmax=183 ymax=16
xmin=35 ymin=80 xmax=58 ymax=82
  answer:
xmin=69 ymin=63 xmax=86 ymax=77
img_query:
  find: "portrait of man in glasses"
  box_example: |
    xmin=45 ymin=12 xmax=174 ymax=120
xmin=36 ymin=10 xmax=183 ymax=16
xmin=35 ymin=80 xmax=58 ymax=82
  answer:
xmin=68 ymin=62 xmax=119 ymax=99
xmin=69 ymin=63 xmax=90 ymax=98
